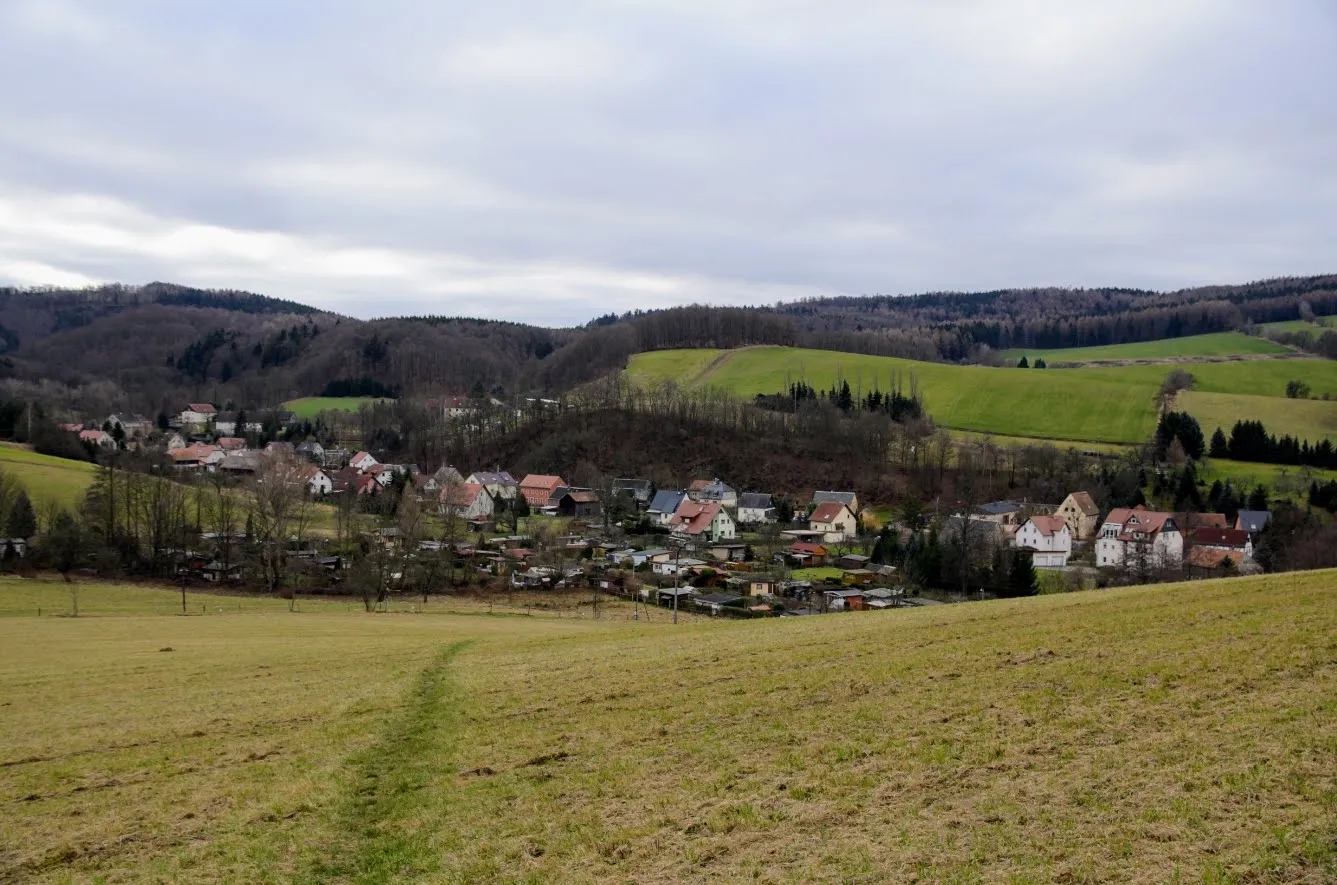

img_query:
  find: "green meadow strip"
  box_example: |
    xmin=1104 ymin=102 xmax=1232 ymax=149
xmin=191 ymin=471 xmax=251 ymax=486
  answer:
xmin=298 ymin=641 xmax=471 ymax=884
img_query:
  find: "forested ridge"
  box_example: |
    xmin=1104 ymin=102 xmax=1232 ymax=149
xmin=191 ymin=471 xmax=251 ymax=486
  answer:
xmin=1 ymin=274 xmax=1333 ymax=416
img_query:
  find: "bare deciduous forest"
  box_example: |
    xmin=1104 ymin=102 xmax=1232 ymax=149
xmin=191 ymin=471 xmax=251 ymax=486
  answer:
xmin=2 ymin=275 xmax=1334 ymax=415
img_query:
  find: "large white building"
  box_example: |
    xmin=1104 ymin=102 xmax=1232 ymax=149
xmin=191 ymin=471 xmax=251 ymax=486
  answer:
xmin=1095 ymin=507 xmax=1183 ymax=570
xmin=1015 ymin=515 xmax=1072 ymax=569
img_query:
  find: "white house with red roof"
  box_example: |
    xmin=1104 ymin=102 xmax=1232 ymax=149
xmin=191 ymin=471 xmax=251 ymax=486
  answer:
xmin=79 ymin=429 xmax=115 ymax=448
xmin=670 ymin=500 xmax=736 ymax=542
xmin=1095 ymin=506 xmax=1183 ymax=569
xmin=349 ymin=451 xmax=378 ymax=472
xmin=808 ymin=501 xmax=857 ymax=543
xmin=297 ymin=465 xmax=333 ymax=496
xmin=179 ymin=403 xmax=217 ymax=427
xmin=440 ymin=482 xmax=494 ymax=521
xmin=1015 ymin=515 xmax=1072 ymax=569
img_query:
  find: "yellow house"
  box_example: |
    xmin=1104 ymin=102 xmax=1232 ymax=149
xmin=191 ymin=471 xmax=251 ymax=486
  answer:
xmin=1055 ymin=491 xmax=1100 ymax=541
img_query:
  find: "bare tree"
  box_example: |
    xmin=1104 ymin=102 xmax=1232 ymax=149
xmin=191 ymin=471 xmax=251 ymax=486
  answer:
xmin=247 ymin=457 xmax=313 ymax=594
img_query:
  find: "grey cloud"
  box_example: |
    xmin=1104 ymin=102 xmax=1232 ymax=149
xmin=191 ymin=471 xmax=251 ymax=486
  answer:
xmin=1 ymin=0 xmax=1335 ymax=321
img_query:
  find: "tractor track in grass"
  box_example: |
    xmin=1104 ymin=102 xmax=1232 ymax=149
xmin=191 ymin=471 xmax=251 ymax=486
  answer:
xmin=295 ymin=641 xmax=471 ymax=885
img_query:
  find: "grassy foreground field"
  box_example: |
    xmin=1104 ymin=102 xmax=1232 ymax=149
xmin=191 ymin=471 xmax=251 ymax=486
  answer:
xmin=998 ymin=331 xmax=1289 ymax=364
xmin=282 ymin=396 xmax=391 ymax=418
xmin=627 ymin=346 xmax=1337 ymax=444
xmin=2 ymin=574 xmax=1335 ymax=882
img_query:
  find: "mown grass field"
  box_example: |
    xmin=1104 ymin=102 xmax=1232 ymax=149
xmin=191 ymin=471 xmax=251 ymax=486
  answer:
xmin=627 ymin=346 xmax=1337 ymax=444
xmin=998 ymin=331 xmax=1290 ymax=364
xmin=2 ymin=572 xmax=1335 ymax=882
xmin=0 ymin=442 xmax=97 ymax=511
xmin=282 ymin=396 xmax=392 ymax=418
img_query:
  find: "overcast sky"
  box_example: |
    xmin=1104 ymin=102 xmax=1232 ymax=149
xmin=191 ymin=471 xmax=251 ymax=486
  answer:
xmin=1 ymin=1 xmax=1334 ymax=325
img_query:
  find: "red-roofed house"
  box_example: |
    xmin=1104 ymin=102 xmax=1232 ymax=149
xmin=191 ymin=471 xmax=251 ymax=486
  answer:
xmin=670 ymin=500 xmax=736 ymax=542
xmin=1095 ymin=507 xmax=1183 ymax=570
xmin=519 ymin=474 xmax=566 ymax=507
xmin=349 ymin=451 xmax=378 ymax=472
xmin=439 ymin=482 xmax=494 ymax=521
xmin=334 ymin=466 xmax=379 ymax=495
xmin=218 ymin=437 xmax=247 ymax=451
xmin=1015 ymin=515 xmax=1072 ymax=568
xmin=179 ymin=403 xmax=217 ymax=427
xmin=809 ymin=501 xmax=857 ymax=543
xmin=79 ymin=429 xmax=115 ymax=448
xmin=169 ymin=444 xmax=223 ymax=469
xmin=1191 ymin=527 xmax=1253 ymax=557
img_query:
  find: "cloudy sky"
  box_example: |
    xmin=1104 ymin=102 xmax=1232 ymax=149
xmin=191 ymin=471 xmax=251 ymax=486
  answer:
xmin=1 ymin=1 xmax=1334 ymax=325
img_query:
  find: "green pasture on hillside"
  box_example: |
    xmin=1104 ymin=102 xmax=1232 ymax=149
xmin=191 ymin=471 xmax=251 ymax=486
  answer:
xmin=998 ymin=331 xmax=1289 ymax=364
xmin=1200 ymin=457 xmax=1337 ymax=498
xmin=626 ymin=347 xmax=1337 ymax=444
xmin=2 ymin=572 xmax=1334 ymax=882
xmin=0 ymin=443 xmax=97 ymax=511
xmin=1258 ymin=318 xmax=1337 ymax=336
xmin=1068 ymin=358 xmax=1337 ymax=399
xmin=282 ymin=396 xmax=391 ymax=418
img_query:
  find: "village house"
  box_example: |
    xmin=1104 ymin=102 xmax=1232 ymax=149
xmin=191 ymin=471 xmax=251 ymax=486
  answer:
xmin=812 ymin=490 xmax=859 ymax=514
xmin=349 ymin=451 xmax=378 ymax=472
xmin=838 ymin=553 xmax=871 ymax=571
xmin=1015 ymin=515 xmax=1072 ymax=569
xmin=823 ymin=587 xmax=865 ymax=611
xmin=647 ymin=489 xmax=688 ymax=525
xmin=736 ymin=492 xmax=777 ymax=524
xmin=612 ymin=478 xmax=652 ymax=506
xmin=169 ymin=444 xmax=224 ymax=469
xmin=1235 ymin=510 xmax=1272 ymax=540
xmin=519 ymin=474 xmax=566 ymax=507
xmin=670 ymin=500 xmax=737 ymax=542
xmin=440 ymin=482 xmax=494 ymax=521
xmin=218 ymin=437 xmax=247 ymax=451
xmin=295 ymin=440 xmax=325 ymax=462
xmin=334 ymin=467 xmax=379 ymax=496
xmin=1186 ymin=547 xmax=1260 ymax=577
xmin=809 ymin=501 xmax=858 ymax=543
xmin=556 ymin=490 xmax=602 ymax=518
xmin=298 ymin=465 xmax=333 ymax=496
xmin=79 ymin=429 xmax=116 ymax=449
xmin=179 ymin=403 xmax=217 ymax=428
xmin=1095 ymin=507 xmax=1184 ymax=570
xmin=218 ymin=452 xmax=263 ymax=475
xmin=439 ymin=395 xmax=473 ymax=419
xmin=107 ymin=413 xmax=153 ymax=438
xmin=629 ymin=548 xmax=673 ymax=568
xmin=265 ymin=441 xmax=296 ymax=459
xmin=1055 ymin=491 xmax=1101 ymax=541
xmin=688 ymin=478 xmax=738 ymax=509
xmin=214 ymin=412 xmax=263 ymax=436
xmin=467 ymin=470 xmax=519 ymax=501
xmin=1192 ymin=528 xmax=1254 ymax=557
xmin=706 ymin=542 xmax=747 ymax=562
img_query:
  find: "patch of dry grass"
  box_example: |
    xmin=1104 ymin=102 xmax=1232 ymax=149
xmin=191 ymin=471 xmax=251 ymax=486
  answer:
xmin=1 ymin=572 xmax=1334 ymax=882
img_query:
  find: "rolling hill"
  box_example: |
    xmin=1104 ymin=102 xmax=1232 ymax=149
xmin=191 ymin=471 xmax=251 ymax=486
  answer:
xmin=1 ymin=572 xmax=1333 ymax=881
xmin=998 ymin=331 xmax=1291 ymax=364
xmin=626 ymin=346 xmax=1337 ymax=444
